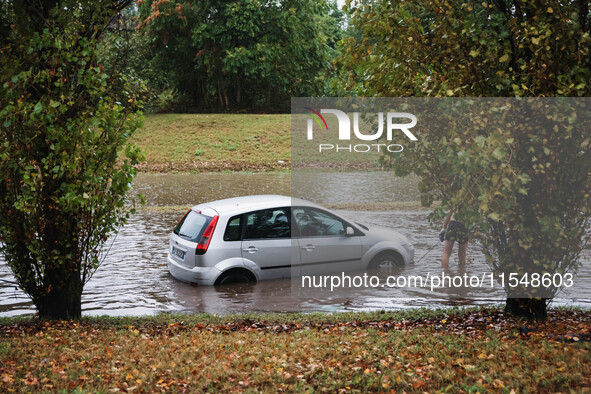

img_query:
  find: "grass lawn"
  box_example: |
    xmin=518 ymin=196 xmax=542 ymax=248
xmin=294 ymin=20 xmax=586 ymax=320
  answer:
xmin=132 ymin=114 xmax=291 ymax=172
xmin=131 ymin=114 xmax=385 ymax=173
xmin=1 ymin=308 xmax=589 ymax=392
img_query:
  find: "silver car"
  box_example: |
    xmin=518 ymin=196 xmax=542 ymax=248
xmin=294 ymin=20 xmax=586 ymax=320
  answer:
xmin=168 ymin=195 xmax=414 ymax=285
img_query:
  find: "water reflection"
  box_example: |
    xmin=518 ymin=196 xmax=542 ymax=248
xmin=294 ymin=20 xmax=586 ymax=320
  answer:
xmin=131 ymin=172 xmax=292 ymax=207
xmin=291 ymin=172 xmax=421 ymax=205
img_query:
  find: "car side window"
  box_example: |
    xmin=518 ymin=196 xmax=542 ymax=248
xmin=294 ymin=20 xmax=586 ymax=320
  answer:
xmin=294 ymin=208 xmax=346 ymax=237
xmin=223 ymin=215 xmax=242 ymax=241
xmin=243 ymin=207 xmax=291 ymax=239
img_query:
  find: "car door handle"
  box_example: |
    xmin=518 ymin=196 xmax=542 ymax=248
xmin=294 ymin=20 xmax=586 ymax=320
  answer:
xmin=242 ymin=246 xmax=258 ymax=253
xmin=301 ymin=244 xmax=315 ymax=251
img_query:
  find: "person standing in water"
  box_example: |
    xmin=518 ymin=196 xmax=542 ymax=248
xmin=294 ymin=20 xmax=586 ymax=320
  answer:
xmin=439 ymin=212 xmax=468 ymax=268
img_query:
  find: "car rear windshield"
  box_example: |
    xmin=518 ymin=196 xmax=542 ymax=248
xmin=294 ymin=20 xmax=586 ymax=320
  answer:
xmin=174 ymin=210 xmax=214 ymax=242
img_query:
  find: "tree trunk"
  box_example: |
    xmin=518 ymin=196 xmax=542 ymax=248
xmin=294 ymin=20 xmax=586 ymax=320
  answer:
xmin=504 ymin=297 xmax=547 ymax=320
xmin=223 ymin=84 xmax=229 ymax=110
xmin=218 ymin=80 xmax=224 ymax=108
xmin=236 ymin=71 xmax=241 ymax=105
xmin=36 ymin=277 xmax=83 ymax=319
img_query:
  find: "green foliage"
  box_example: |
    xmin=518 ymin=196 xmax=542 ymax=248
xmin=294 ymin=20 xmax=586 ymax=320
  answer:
xmin=337 ymin=0 xmax=591 ymax=317
xmin=136 ymin=0 xmax=336 ymax=112
xmin=337 ymin=0 xmax=591 ymax=97
xmin=152 ymin=89 xmax=185 ymax=114
xmin=97 ymin=7 xmax=165 ymax=112
xmin=0 ymin=1 xmax=143 ymax=319
xmin=382 ymin=99 xmax=590 ymax=313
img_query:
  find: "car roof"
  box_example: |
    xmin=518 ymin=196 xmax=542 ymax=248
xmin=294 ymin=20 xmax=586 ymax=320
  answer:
xmin=192 ymin=195 xmax=321 ymax=216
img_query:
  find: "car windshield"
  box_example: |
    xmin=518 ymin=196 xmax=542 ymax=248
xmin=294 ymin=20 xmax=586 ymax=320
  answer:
xmin=294 ymin=207 xmax=347 ymax=237
xmin=174 ymin=210 xmax=213 ymax=242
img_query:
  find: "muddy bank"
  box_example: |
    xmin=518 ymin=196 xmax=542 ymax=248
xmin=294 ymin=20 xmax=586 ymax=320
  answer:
xmin=136 ymin=160 xmax=391 ymax=173
xmin=137 ymin=160 xmax=290 ymax=173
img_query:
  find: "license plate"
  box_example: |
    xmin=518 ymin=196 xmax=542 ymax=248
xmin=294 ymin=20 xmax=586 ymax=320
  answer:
xmin=172 ymin=246 xmax=185 ymax=260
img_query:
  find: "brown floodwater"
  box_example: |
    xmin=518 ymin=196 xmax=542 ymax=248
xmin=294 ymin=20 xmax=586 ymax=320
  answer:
xmin=1 ymin=172 xmax=589 ymax=317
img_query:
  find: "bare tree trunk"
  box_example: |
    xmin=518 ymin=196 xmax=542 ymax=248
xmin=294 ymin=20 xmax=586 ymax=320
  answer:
xmin=223 ymin=83 xmax=229 ymax=110
xmin=505 ymin=298 xmax=547 ymax=320
xmin=217 ymin=80 xmax=224 ymax=108
xmin=36 ymin=274 xmax=83 ymax=319
xmin=236 ymin=72 xmax=241 ymax=105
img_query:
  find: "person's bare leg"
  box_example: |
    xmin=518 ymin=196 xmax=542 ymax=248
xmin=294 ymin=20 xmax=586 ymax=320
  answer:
xmin=442 ymin=240 xmax=454 ymax=268
xmin=458 ymin=242 xmax=468 ymax=265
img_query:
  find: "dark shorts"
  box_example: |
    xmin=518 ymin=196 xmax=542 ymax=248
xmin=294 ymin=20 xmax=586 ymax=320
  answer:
xmin=445 ymin=220 xmax=468 ymax=244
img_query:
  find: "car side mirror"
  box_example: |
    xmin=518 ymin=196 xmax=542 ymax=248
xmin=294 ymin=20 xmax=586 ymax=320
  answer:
xmin=345 ymin=226 xmax=355 ymax=236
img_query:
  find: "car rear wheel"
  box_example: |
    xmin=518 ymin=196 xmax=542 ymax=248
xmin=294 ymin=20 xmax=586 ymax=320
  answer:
xmin=215 ymin=269 xmax=256 ymax=285
xmin=368 ymin=252 xmax=404 ymax=274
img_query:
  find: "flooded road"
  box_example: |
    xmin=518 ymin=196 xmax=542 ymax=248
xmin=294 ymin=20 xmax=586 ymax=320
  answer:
xmin=1 ymin=172 xmax=590 ymax=316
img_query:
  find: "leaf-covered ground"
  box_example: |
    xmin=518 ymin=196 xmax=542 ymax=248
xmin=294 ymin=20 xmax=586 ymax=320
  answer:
xmin=1 ymin=308 xmax=589 ymax=392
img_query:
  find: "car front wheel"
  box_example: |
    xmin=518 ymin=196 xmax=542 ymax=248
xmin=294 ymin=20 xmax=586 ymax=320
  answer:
xmin=368 ymin=252 xmax=404 ymax=274
xmin=215 ymin=269 xmax=256 ymax=285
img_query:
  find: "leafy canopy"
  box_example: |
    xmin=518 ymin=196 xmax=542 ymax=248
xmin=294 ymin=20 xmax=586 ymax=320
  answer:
xmin=337 ymin=0 xmax=590 ymax=97
xmin=136 ymin=0 xmax=336 ymax=112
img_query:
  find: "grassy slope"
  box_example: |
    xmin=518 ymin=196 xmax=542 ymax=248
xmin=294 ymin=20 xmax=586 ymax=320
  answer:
xmin=1 ymin=308 xmax=590 ymax=392
xmin=131 ymin=114 xmax=384 ymax=172
xmin=132 ymin=114 xmax=291 ymax=172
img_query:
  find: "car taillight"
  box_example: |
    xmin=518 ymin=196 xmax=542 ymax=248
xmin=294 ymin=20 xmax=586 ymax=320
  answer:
xmin=196 ymin=215 xmax=219 ymax=255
